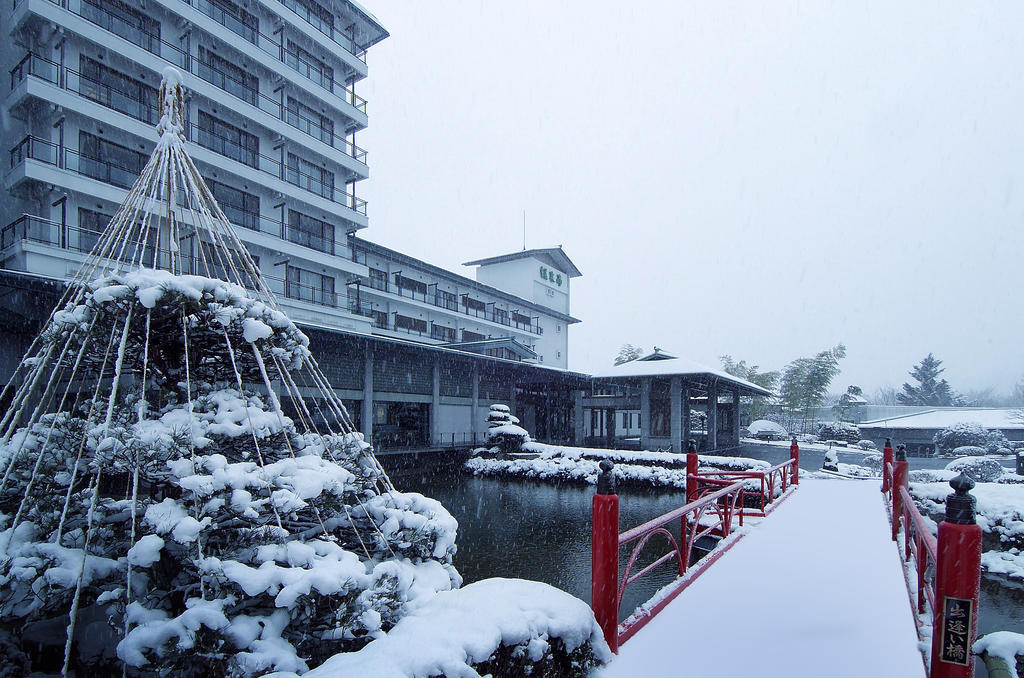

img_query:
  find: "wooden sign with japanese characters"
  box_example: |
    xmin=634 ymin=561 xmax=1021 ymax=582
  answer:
xmin=939 ymin=596 xmax=973 ymax=666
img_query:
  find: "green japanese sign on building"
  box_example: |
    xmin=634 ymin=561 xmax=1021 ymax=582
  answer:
xmin=539 ymin=265 xmax=563 ymax=287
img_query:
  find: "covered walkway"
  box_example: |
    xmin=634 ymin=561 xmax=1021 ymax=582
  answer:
xmin=599 ymin=479 xmax=925 ymax=677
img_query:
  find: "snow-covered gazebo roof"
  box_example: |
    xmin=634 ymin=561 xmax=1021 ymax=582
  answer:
xmin=591 ymin=350 xmax=772 ymax=396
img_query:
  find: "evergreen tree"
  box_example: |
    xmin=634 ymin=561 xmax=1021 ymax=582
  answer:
xmin=613 ymin=344 xmax=643 ymax=366
xmin=719 ymin=355 xmax=779 ymax=420
xmin=897 ymin=353 xmax=958 ymax=406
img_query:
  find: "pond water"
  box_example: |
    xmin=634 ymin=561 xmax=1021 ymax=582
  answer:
xmin=392 ymin=444 xmax=1021 ymax=676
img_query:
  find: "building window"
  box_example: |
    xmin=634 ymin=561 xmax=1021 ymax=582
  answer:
xmin=197 ymin=47 xmax=258 ymax=106
xmin=77 ymin=207 xmax=111 ymax=254
xmin=511 ymin=311 xmax=532 ymax=327
xmin=286 ymin=97 xmax=334 ymax=146
xmin=281 ymin=0 xmax=334 ymax=36
xmin=395 ymin=274 xmax=427 ymax=297
xmin=492 ymin=308 xmax=509 ymax=326
xmin=79 ymin=132 xmax=147 ymax=190
xmin=557 ymin=324 xmax=562 ymax=333
xmin=368 ymin=267 xmax=387 ymax=292
xmin=79 ymin=56 xmax=158 ymax=124
xmin=435 ymin=288 xmax=457 ymax=310
xmin=285 ymin=265 xmax=335 ymax=306
xmin=462 ymin=295 xmax=486 ymax=313
xmin=197 ymin=111 xmax=259 ymax=168
xmin=206 ymin=179 xmax=259 ymax=231
xmin=371 ymin=309 xmax=387 ymax=329
xmin=431 ymin=324 xmax=456 ymax=343
xmin=286 ymin=152 xmax=334 ymax=200
xmin=394 ymin=314 xmax=427 ymax=334
xmin=81 ymin=0 xmax=160 ymax=54
xmin=286 ymin=210 xmax=334 ymax=254
xmin=285 ymin=40 xmax=334 ymax=92
xmin=557 ymin=351 xmax=562 ymax=359
xmin=462 ymin=329 xmax=485 ymax=342
xmin=202 ymin=0 xmax=258 ymax=44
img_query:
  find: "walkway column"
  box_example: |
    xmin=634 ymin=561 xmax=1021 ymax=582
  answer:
xmin=361 ymin=343 xmax=373 ymax=444
xmin=470 ymin=362 xmax=480 ymax=446
xmin=604 ymin=408 xmax=615 ymax=448
xmin=682 ymin=386 xmax=691 ymax=449
xmin=732 ymin=387 xmax=742 ymax=447
xmin=670 ymin=376 xmax=682 ymax=453
xmin=707 ymin=381 xmax=718 ymax=452
xmin=430 ymin=357 xmax=440 ymax=446
xmin=573 ymin=389 xmax=585 ymax=446
xmin=640 ymin=378 xmax=651 ymax=450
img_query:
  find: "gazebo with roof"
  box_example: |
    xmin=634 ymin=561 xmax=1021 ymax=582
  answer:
xmin=585 ymin=348 xmax=772 ymax=453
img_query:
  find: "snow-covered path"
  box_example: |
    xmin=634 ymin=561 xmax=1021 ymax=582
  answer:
xmin=599 ymin=478 xmax=926 ymax=678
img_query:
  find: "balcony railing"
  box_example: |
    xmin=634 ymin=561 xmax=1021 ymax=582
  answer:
xmin=278 ymin=0 xmax=368 ymax=63
xmin=1 ymin=215 xmax=354 ymax=310
xmin=24 ymin=0 xmax=369 ymax=116
xmin=349 ymin=250 xmax=544 ymax=336
xmin=9 ymin=51 xmax=366 ymax=165
xmin=9 ymin=134 xmax=367 ymax=219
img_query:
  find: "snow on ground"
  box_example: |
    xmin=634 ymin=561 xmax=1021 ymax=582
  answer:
xmin=599 ymin=479 xmax=925 ymax=678
xmin=300 ymin=578 xmax=611 ymax=678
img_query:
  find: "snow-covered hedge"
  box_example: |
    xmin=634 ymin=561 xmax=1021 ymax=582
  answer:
xmin=934 ymin=422 xmax=1010 ymax=455
xmin=945 ymin=456 xmax=1005 ymax=482
xmin=302 ymin=579 xmax=611 ymax=678
xmin=855 ymin=439 xmax=878 ymax=451
xmin=483 ymin=404 xmax=530 ymax=455
xmin=951 ymin=445 xmax=988 ymax=458
xmin=746 ymin=419 xmax=787 ymax=440
xmin=816 ymin=421 xmax=860 ymax=444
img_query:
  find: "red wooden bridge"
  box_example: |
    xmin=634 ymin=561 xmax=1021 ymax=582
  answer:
xmin=592 ymin=441 xmax=987 ymax=678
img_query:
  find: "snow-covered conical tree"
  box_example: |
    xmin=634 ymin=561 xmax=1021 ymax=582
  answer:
xmin=0 ymin=68 xmax=458 ymax=676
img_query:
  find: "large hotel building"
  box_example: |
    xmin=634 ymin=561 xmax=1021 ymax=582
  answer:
xmin=0 ymin=0 xmax=590 ymax=450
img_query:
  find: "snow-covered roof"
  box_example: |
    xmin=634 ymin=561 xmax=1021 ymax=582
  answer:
xmin=860 ymin=408 xmax=1024 ymax=430
xmin=591 ymin=353 xmax=772 ymax=396
xmin=464 ymin=247 xmax=583 ymax=278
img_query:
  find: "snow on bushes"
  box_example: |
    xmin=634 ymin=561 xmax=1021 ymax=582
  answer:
xmin=951 ymin=445 xmax=987 ymax=458
xmin=0 ymin=270 xmax=461 ymax=675
xmin=816 ymin=421 xmax=860 ymax=444
xmin=746 ymin=419 xmax=787 ymax=440
xmin=934 ymin=422 xmax=1011 ymax=455
xmin=302 ymin=578 xmax=611 ymax=678
xmin=945 ymin=456 xmax=1005 ymax=482
xmin=483 ymin=404 xmax=530 ymax=455
xmin=855 ymin=439 xmax=877 ymax=450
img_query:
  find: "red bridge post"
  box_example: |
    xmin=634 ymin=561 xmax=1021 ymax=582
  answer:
xmin=891 ymin=445 xmax=908 ymax=541
xmin=930 ymin=473 xmax=982 ymax=678
xmin=789 ymin=436 xmax=799 ymax=485
xmin=686 ymin=440 xmax=698 ymax=503
xmin=592 ymin=460 xmax=619 ymax=654
xmin=881 ymin=438 xmax=894 ymax=492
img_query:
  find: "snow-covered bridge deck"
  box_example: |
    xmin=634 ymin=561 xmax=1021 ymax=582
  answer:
xmin=599 ymin=479 xmax=925 ymax=677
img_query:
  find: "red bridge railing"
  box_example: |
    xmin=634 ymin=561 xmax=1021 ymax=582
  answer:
xmin=881 ymin=441 xmax=983 ymax=678
xmin=591 ymin=440 xmax=801 ymax=653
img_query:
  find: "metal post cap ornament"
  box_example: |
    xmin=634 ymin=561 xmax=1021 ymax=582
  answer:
xmin=597 ymin=459 xmax=616 ymax=494
xmin=945 ymin=472 xmax=977 ymax=525
xmin=687 ymin=439 xmax=697 ymax=453
xmin=895 ymin=444 xmax=907 ymax=461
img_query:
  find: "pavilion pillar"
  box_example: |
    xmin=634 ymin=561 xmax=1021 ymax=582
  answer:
xmin=604 ymin=408 xmax=615 ymax=448
xmin=573 ymin=390 xmax=585 ymax=445
xmin=670 ymin=376 xmax=682 ymax=453
xmin=640 ymin=378 xmax=651 ymax=450
xmin=430 ymin=358 xmax=440 ymax=446
xmin=707 ymin=381 xmax=719 ymax=452
xmin=682 ymin=386 xmax=691 ymax=449
xmin=361 ymin=344 xmax=373 ymax=445
xmin=470 ymin=362 xmax=480 ymax=446
xmin=732 ymin=387 xmax=742 ymax=447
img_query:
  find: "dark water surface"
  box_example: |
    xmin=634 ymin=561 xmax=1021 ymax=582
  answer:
xmin=394 ymin=444 xmax=1021 ymax=675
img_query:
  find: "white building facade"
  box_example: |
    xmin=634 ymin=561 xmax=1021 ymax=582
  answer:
xmin=0 ymin=0 xmax=587 ymax=451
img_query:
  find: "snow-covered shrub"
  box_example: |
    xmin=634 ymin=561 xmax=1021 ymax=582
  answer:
xmin=946 ymin=456 xmax=1005 ymax=482
xmin=795 ymin=433 xmax=818 ymax=443
xmin=823 ymin=449 xmax=839 ymax=472
xmin=485 ymin=404 xmax=530 ymax=455
xmin=0 ymin=271 xmax=460 ymax=675
xmin=746 ymin=419 xmax=787 ymax=440
xmin=863 ymin=453 xmax=883 ymax=472
xmin=934 ymin=422 xmax=1000 ymax=455
xmin=951 ymin=445 xmax=987 ymax=458
xmin=816 ymin=421 xmax=860 ymax=444
xmin=304 ymin=578 xmax=611 ymax=678
xmin=856 ymin=439 xmax=878 ymax=451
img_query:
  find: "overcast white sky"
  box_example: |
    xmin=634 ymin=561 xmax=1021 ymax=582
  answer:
xmin=358 ymin=1 xmax=1024 ymax=396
